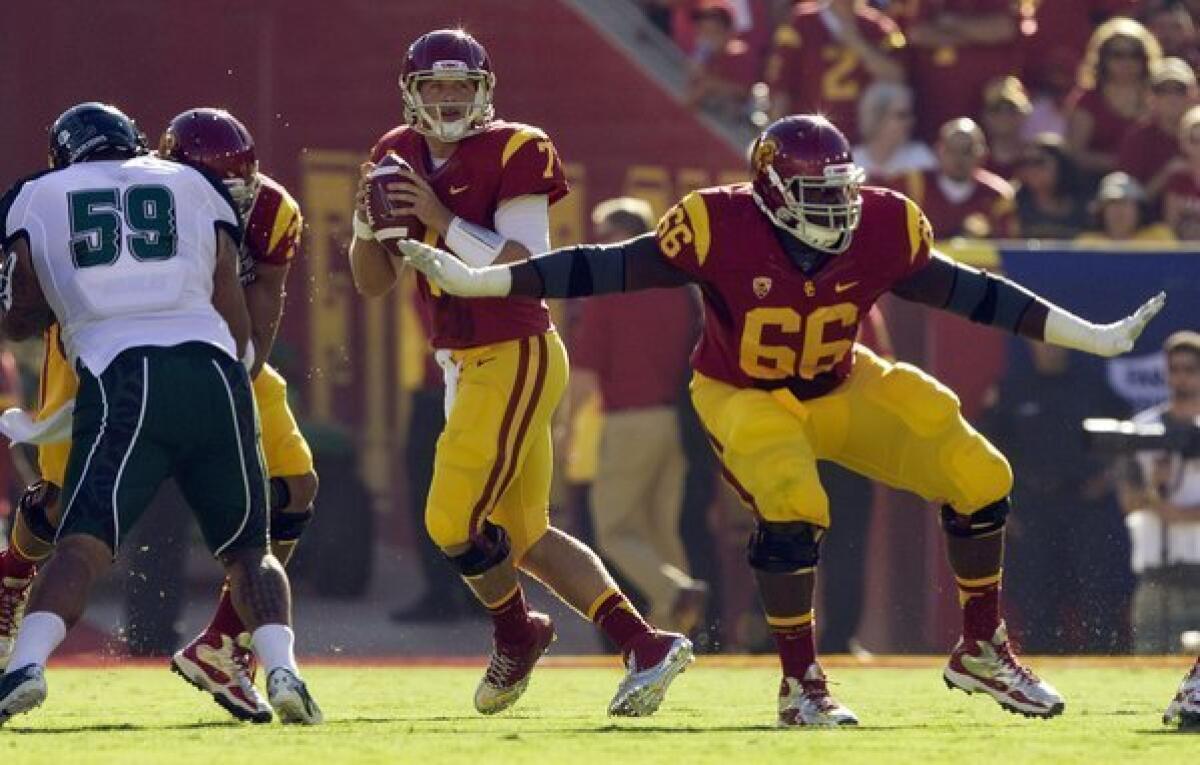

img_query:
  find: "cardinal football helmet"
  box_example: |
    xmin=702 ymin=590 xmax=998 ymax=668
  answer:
xmin=48 ymin=102 xmax=147 ymax=169
xmin=160 ymin=108 xmax=260 ymax=217
xmin=400 ymin=29 xmax=495 ymax=142
xmin=750 ymin=115 xmax=864 ymax=254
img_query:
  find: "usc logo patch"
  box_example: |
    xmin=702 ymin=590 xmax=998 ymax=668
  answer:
xmin=753 ymin=136 xmax=779 ymax=173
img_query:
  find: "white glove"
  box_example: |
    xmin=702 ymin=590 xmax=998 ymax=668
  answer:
xmin=1044 ymin=291 xmax=1166 ymax=357
xmin=397 ymin=239 xmax=512 ymax=297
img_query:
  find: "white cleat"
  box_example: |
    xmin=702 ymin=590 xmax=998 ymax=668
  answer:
xmin=0 ymin=664 xmax=47 ymax=726
xmin=0 ymin=577 xmax=33 ymax=671
xmin=266 ymin=668 xmax=323 ymax=725
xmin=1164 ymin=661 xmax=1200 ymax=730
xmin=608 ymin=631 xmax=693 ymax=717
xmin=777 ymin=664 xmax=859 ymax=728
xmin=944 ymin=621 xmax=1064 ymax=719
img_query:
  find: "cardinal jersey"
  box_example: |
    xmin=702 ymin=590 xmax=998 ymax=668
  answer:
xmin=240 ymin=172 xmax=301 ymax=284
xmin=657 ymin=185 xmax=1011 ymax=526
xmin=370 ymin=120 xmax=569 ymax=349
xmin=654 ymin=184 xmax=931 ymax=399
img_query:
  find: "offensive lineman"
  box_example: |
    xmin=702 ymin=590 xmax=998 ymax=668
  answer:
xmin=399 ymin=114 xmax=1166 ymax=726
xmin=0 ymin=102 xmax=320 ymax=725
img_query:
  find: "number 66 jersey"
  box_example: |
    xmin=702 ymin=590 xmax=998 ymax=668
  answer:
xmin=656 ymin=182 xmax=931 ymax=401
xmin=3 ymin=154 xmax=241 ymax=374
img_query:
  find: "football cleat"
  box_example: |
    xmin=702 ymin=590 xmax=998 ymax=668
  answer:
xmin=474 ymin=611 xmax=556 ymax=715
xmin=0 ymin=576 xmax=34 ymax=671
xmin=943 ymin=621 xmax=1064 ymax=718
xmin=0 ymin=664 xmax=46 ymax=726
xmin=1163 ymin=661 xmax=1200 ymax=729
xmin=266 ymin=668 xmax=323 ymax=725
xmin=608 ymin=630 xmax=694 ymax=717
xmin=171 ymin=631 xmax=272 ymax=723
xmin=777 ymin=664 xmax=859 ymax=728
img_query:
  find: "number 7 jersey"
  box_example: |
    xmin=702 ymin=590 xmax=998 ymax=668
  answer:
xmin=655 ymin=183 xmax=932 ymax=399
xmin=2 ymin=155 xmax=241 ymax=375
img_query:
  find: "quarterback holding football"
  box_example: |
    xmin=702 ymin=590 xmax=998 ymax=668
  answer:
xmin=349 ymin=28 xmax=691 ymax=718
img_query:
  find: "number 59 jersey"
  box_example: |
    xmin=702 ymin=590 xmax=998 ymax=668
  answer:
xmin=3 ymin=155 xmax=241 ymax=375
xmin=655 ymin=183 xmax=932 ymax=400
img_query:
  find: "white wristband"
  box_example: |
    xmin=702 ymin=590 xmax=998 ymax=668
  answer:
xmin=445 ymin=216 xmax=506 ymax=268
xmin=241 ymin=338 xmax=257 ymax=373
xmin=353 ymin=212 xmax=375 ymax=241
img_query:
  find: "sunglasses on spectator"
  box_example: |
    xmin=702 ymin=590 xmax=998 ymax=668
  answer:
xmin=1018 ymin=154 xmax=1052 ymax=167
xmin=1153 ymin=82 xmax=1190 ymax=95
xmin=1105 ymin=45 xmax=1145 ymax=59
xmin=888 ymin=109 xmax=914 ymax=121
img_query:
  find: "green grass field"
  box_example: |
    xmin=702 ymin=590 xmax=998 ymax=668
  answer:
xmin=0 ymin=660 xmax=1193 ymax=764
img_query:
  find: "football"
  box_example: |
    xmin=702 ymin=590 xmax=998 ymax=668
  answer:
xmin=365 ymin=151 xmax=424 ymax=253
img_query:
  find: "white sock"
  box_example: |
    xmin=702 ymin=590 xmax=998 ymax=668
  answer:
xmin=6 ymin=611 xmax=66 ymax=671
xmin=251 ymin=624 xmax=299 ymax=676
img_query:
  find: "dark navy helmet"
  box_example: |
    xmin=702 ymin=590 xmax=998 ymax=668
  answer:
xmin=47 ymin=102 xmax=147 ymax=169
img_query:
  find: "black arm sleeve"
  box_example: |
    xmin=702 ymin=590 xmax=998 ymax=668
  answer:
xmin=891 ymin=250 xmax=1049 ymax=339
xmin=509 ymin=233 xmax=694 ymax=298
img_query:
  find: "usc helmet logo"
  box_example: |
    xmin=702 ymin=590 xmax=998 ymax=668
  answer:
xmin=752 ymin=136 xmax=779 ymax=173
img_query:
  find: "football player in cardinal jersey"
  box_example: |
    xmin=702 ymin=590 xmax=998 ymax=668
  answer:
xmin=349 ymin=29 xmax=691 ymax=717
xmin=0 ymin=108 xmax=317 ymax=724
xmin=400 ymin=114 xmax=1166 ymax=727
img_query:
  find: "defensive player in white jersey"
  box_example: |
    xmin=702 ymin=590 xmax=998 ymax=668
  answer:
xmin=0 ymin=103 xmax=321 ymax=726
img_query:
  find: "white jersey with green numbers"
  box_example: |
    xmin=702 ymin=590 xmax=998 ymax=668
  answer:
xmin=4 ymin=155 xmax=240 ymax=375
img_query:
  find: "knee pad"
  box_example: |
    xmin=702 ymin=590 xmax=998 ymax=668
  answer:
xmin=269 ymin=477 xmax=291 ymax=512
xmin=445 ymin=521 xmax=511 ymax=577
xmin=747 ymin=521 xmax=824 ymax=574
xmin=271 ymin=506 xmax=313 ymax=543
xmin=17 ymin=480 xmax=60 ymax=545
xmin=941 ymin=497 xmax=1010 ymax=538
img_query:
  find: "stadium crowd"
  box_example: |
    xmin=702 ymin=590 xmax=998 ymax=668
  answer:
xmin=651 ymin=0 xmax=1200 ymax=242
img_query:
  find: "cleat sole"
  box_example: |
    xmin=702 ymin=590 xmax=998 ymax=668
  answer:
xmin=608 ymin=637 xmax=694 ymax=717
xmin=170 ymin=657 xmax=271 ymax=724
xmin=943 ymin=668 xmax=1063 ymax=719
xmin=0 ymin=680 xmax=45 ymax=726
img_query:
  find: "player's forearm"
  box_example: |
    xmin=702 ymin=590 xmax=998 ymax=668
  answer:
xmin=509 ymin=234 xmax=691 ymax=298
xmin=349 ymin=235 xmax=398 ymax=297
xmin=894 ymin=251 xmax=1165 ymax=357
xmin=245 ymin=278 xmax=284 ymax=378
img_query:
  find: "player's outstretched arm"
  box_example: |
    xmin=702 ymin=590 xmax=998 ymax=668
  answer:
xmin=399 ymin=232 xmax=692 ymax=299
xmin=892 ymin=250 xmax=1166 ymax=357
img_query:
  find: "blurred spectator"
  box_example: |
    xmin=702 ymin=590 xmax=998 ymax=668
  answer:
xmin=1021 ymin=0 xmax=1141 ymax=113
xmin=979 ymin=76 xmax=1033 ymax=183
xmin=1013 ymin=134 xmax=1091 ymax=239
xmin=1076 ymin=172 xmax=1177 ymax=244
xmin=1118 ymin=331 xmax=1200 ymax=654
xmin=1163 ymin=104 xmax=1200 ymax=235
xmin=1143 ymin=0 xmax=1200 ymax=73
xmin=911 ymin=118 xmax=1016 ymax=239
xmin=851 ymin=81 xmax=936 ymax=189
xmin=765 ymin=0 xmax=906 ymax=141
xmin=1065 ymin=17 xmax=1163 ymax=184
xmin=1118 ymin=57 xmax=1199 ymax=206
xmin=983 ymin=341 xmax=1131 ymax=654
xmin=568 ymin=198 xmax=708 ymax=634
xmin=898 ymin=0 xmax=1021 ymax=141
xmin=685 ymin=0 xmax=760 ymax=123
xmin=666 ymin=0 xmax=773 ymax=64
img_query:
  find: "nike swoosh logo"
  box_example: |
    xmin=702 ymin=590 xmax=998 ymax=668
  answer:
xmin=476 ymin=357 xmax=496 ymax=367
xmin=834 ymin=281 xmax=858 ymax=293
xmin=450 ymin=185 xmax=469 ymax=195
